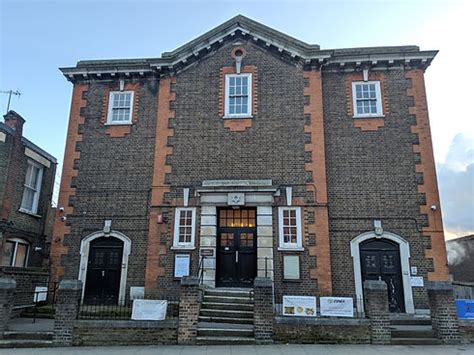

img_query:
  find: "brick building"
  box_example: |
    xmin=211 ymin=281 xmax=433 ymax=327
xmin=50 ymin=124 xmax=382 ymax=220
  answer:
xmin=53 ymin=15 xmax=449 ymax=314
xmin=0 ymin=111 xmax=57 ymax=304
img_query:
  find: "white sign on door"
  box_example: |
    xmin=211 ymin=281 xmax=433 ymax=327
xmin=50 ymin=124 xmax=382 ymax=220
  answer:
xmin=131 ymin=299 xmax=167 ymax=320
xmin=320 ymin=297 xmax=354 ymax=317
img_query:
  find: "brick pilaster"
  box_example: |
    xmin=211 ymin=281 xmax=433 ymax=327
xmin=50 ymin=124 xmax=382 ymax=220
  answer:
xmin=0 ymin=278 xmax=16 ymax=339
xmin=254 ymin=277 xmax=274 ymax=344
xmin=53 ymin=279 xmax=82 ymax=346
xmin=364 ymin=280 xmax=390 ymax=345
xmin=426 ymin=281 xmax=460 ymax=344
xmin=178 ymin=276 xmax=200 ymax=345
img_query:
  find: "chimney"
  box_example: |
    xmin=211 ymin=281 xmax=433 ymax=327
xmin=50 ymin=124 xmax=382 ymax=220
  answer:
xmin=4 ymin=110 xmax=25 ymax=136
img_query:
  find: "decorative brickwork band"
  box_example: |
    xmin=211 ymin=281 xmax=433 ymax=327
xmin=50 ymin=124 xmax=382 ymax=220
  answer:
xmin=145 ymin=77 xmax=176 ymax=293
xmin=51 ymin=84 xmax=88 ymax=283
xmin=53 ymin=279 xmax=82 ymax=346
xmin=426 ymin=281 xmax=460 ymax=344
xmin=254 ymin=277 xmax=274 ymax=344
xmin=363 ymin=280 xmax=390 ymax=345
xmin=0 ymin=278 xmax=16 ymax=339
xmin=178 ymin=276 xmax=201 ymax=345
xmin=303 ymin=69 xmax=332 ymax=296
xmin=405 ymin=70 xmax=449 ymax=282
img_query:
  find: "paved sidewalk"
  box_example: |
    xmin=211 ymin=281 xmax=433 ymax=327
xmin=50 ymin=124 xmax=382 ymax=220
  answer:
xmin=1 ymin=344 xmax=473 ymax=355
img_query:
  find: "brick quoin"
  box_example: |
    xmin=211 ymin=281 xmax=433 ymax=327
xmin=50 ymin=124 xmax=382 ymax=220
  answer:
xmin=406 ymin=69 xmax=449 ymax=281
xmin=51 ymin=84 xmax=88 ymax=283
xmin=144 ymin=77 xmax=176 ymax=293
xmin=304 ymin=68 xmax=332 ymax=295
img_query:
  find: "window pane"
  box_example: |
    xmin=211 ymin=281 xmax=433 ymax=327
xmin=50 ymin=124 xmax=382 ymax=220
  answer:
xmin=21 ymin=187 xmax=35 ymax=211
xmin=2 ymin=241 xmax=15 ymax=266
xmin=14 ymin=243 xmax=28 ymax=267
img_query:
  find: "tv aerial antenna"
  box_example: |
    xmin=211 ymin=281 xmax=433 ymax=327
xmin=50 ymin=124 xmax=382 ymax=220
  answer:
xmin=0 ymin=90 xmax=22 ymax=114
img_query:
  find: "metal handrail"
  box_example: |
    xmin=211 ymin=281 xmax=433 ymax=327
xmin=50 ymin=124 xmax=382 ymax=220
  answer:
xmin=197 ymin=255 xmax=206 ymax=284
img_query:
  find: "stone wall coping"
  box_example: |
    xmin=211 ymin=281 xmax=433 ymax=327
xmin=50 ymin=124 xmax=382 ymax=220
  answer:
xmin=0 ymin=266 xmax=49 ymax=276
xmin=254 ymin=277 xmax=273 ymax=287
xmin=363 ymin=280 xmax=387 ymax=291
xmin=426 ymin=281 xmax=454 ymax=291
xmin=58 ymin=279 xmax=82 ymax=290
xmin=275 ymin=316 xmax=369 ymax=326
xmin=181 ymin=276 xmax=199 ymax=286
xmin=0 ymin=277 xmax=16 ymax=289
xmin=75 ymin=319 xmax=178 ymax=329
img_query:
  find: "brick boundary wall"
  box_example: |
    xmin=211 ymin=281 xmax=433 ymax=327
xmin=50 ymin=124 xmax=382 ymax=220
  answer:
xmin=73 ymin=319 xmax=178 ymax=346
xmin=53 ymin=279 xmax=82 ymax=346
xmin=0 ymin=267 xmax=48 ymax=307
xmin=426 ymin=281 xmax=460 ymax=344
xmin=363 ymin=280 xmax=390 ymax=345
xmin=177 ymin=276 xmax=201 ymax=345
xmin=254 ymin=277 xmax=274 ymax=344
xmin=274 ymin=317 xmax=371 ymax=344
xmin=459 ymin=320 xmax=474 ymax=344
xmin=0 ymin=278 xmax=16 ymax=339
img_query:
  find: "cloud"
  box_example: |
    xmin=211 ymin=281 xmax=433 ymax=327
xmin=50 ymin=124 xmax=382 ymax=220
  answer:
xmin=437 ymin=134 xmax=474 ymax=238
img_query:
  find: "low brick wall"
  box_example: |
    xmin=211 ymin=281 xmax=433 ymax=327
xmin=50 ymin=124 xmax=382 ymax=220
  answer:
xmin=0 ymin=267 xmax=49 ymax=307
xmin=73 ymin=320 xmax=178 ymax=346
xmin=460 ymin=320 xmax=474 ymax=344
xmin=274 ymin=316 xmax=371 ymax=344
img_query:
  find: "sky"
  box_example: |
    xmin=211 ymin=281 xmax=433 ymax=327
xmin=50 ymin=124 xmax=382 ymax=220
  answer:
xmin=1 ymin=0 xmax=473 ymax=239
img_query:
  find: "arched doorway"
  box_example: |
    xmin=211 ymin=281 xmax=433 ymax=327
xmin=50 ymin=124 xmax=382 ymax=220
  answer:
xmin=360 ymin=239 xmax=404 ymax=313
xmin=78 ymin=231 xmax=131 ymax=305
xmin=350 ymin=231 xmax=414 ymax=314
xmin=83 ymin=237 xmax=124 ymax=304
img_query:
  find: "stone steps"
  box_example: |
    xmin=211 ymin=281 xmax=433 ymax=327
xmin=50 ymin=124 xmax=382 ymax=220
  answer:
xmin=197 ymin=288 xmax=255 ymax=345
xmin=0 ymin=339 xmax=53 ymax=348
xmin=3 ymin=331 xmax=53 ymax=341
xmin=389 ymin=318 xmax=440 ymax=345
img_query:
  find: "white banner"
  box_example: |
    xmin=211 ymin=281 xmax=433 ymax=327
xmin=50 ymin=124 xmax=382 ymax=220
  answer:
xmin=131 ymin=300 xmax=167 ymax=321
xmin=320 ymin=297 xmax=354 ymax=317
xmin=283 ymin=296 xmax=316 ymax=317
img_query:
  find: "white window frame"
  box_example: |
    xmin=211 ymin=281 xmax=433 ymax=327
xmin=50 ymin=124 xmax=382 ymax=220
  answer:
xmin=172 ymin=207 xmax=196 ymax=249
xmin=3 ymin=238 xmax=30 ymax=267
xmin=106 ymin=91 xmax=134 ymax=124
xmin=352 ymin=81 xmax=383 ymax=118
xmin=20 ymin=160 xmax=43 ymax=215
xmin=278 ymin=207 xmax=303 ymax=250
xmin=224 ymin=73 xmax=252 ymax=118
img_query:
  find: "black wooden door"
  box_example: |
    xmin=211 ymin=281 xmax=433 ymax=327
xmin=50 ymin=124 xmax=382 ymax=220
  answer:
xmin=217 ymin=228 xmax=257 ymax=287
xmin=360 ymin=239 xmax=405 ymax=313
xmin=84 ymin=237 xmax=124 ymax=305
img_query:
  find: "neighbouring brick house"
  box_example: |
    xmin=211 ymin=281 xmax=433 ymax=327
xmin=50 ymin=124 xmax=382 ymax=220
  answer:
xmin=52 ymin=15 xmax=449 ymax=315
xmin=0 ymin=110 xmax=57 ymax=305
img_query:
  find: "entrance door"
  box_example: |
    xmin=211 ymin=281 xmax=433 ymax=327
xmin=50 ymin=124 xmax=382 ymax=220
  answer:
xmin=84 ymin=237 xmax=124 ymax=305
xmin=360 ymin=239 xmax=405 ymax=313
xmin=217 ymin=209 xmax=257 ymax=287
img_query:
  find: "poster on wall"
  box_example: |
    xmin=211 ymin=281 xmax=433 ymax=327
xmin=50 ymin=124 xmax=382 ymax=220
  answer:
xmin=320 ymin=297 xmax=354 ymax=317
xmin=33 ymin=286 xmax=48 ymax=302
xmin=410 ymin=276 xmax=424 ymax=287
xmin=131 ymin=299 xmax=167 ymax=320
xmin=456 ymin=299 xmax=474 ymax=319
xmin=282 ymin=296 xmax=317 ymax=317
xmin=174 ymin=254 xmax=190 ymax=278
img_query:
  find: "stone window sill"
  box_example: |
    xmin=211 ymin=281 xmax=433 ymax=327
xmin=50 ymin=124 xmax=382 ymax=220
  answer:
xmin=18 ymin=208 xmax=41 ymax=218
xmin=353 ymin=115 xmax=385 ymax=119
xmin=170 ymin=246 xmax=196 ymax=251
xmin=223 ymin=116 xmax=253 ymax=120
xmin=278 ymin=247 xmax=305 ymax=252
xmin=104 ymin=122 xmax=133 ymax=126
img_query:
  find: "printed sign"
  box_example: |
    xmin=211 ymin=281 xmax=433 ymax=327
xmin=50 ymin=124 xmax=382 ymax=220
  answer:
xmin=130 ymin=287 xmax=145 ymax=300
xmin=174 ymin=254 xmax=190 ymax=278
xmin=283 ymin=296 xmax=316 ymax=317
xmin=200 ymin=249 xmax=214 ymax=257
xmin=320 ymin=297 xmax=354 ymax=317
xmin=33 ymin=286 xmax=48 ymax=302
xmin=456 ymin=299 xmax=474 ymax=319
xmin=410 ymin=276 xmax=424 ymax=287
xmin=131 ymin=299 xmax=167 ymax=321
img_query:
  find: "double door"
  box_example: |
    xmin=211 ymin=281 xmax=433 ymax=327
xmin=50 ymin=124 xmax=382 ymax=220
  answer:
xmin=216 ymin=228 xmax=257 ymax=287
xmin=360 ymin=239 xmax=405 ymax=313
xmin=84 ymin=237 xmax=123 ymax=305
